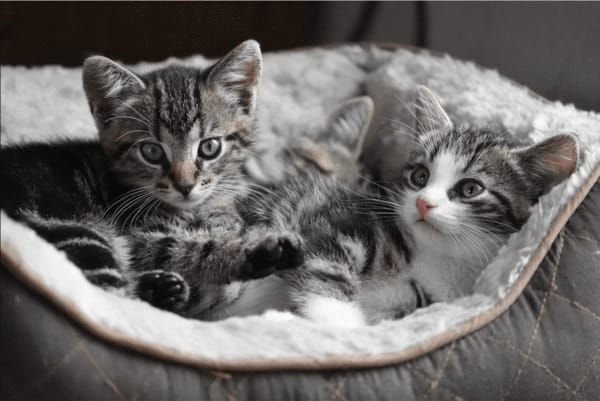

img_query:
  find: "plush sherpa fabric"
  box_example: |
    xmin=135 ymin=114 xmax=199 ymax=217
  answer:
xmin=1 ymin=44 xmax=599 ymax=366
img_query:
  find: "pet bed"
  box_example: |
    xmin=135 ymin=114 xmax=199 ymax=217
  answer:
xmin=1 ymin=43 xmax=599 ymax=400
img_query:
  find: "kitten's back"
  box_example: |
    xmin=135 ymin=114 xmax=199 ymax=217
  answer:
xmin=0 ymin=141 xmax=123 ymax=218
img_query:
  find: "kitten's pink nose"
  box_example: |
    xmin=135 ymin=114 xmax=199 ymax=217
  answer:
xmin=416 ymin=197 xmax=436 ymax=219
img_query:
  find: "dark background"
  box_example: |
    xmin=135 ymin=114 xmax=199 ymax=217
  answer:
xmin=1 ymin=2 xmax=599 ymax=112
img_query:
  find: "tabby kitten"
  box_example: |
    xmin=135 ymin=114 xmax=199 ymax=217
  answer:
xmin=177 ymin=96 xmax=376 ymax=319
xmin=198 ymin=86 xmax=577 ymax=327
xmin=1 ymin=41 xmax=302 ymax=310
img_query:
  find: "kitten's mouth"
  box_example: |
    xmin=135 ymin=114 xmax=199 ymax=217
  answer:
xmin=159 ymin=192 xmax=209 ymax=210
xmin=177 ymin=198 xmax=203 ymax=209
xmin=174 ymin=187 xmax=215 ymax=210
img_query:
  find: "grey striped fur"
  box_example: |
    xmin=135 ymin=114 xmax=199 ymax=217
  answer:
xmin=83 ymin=40 xmax=262 ymax=212
xmin=81 ymin=40 xmax=311 ymax=310
xmin=197 ymin=86 xmax=577 ymax=327
xmin=4 ymin=41 xmax=311 ymax=311
xmin=175 ymin=96 xmax=377 ymax=319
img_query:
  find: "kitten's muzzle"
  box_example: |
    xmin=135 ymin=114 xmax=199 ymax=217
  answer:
xmin=416 ymin=197 xmax=437 ymax=219
xmin=169 ymin=161 xmax=199 ymax=197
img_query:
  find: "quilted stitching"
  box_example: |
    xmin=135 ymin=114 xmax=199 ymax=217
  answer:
xmin=424 ymin=341 xmax=457 ymax=399
xmin=575 ymin=345 xmax=600 ymax=394
xmin=406 ymin=363 xmax=465 ymax=401
xmin=79 ymin=342 xmax=128 ymax=401
xmin=500 ymin=233 xmax=566 ymax=400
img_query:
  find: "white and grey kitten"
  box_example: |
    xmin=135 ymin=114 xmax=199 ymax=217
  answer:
xmin=203 ymin=86 xmax=577 ymax=327
xmin=392 ymin=87 xmax=578 ymax=306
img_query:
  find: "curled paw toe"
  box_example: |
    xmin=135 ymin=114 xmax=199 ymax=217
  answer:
xmin=137 ymin=271 xmax=189 ymax=312
xmin=276 ymin=235 xmax=304 ymax=270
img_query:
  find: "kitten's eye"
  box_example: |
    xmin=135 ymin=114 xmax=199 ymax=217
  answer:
xmin=140 ymin=142 xmax=165 ymax=164
xmin=198 ymin=138 xmax=222 ymax=160
xmin=458 ymin=180 xmax=485 ymax=198
xmin=410 ymin=166 xmax=429 ymax=188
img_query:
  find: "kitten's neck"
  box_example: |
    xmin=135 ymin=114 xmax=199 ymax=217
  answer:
xmin=195 ymin=181 xmax=250 ymax=215
xmin=409 ymin=243 xmax=498 ymax=302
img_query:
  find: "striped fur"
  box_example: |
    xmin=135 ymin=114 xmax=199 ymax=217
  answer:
xmin=83 ymin=40 xmax=262 ymax=211
xmin=1 ymin=41 xmax=305 ymax=311
xmin=394 ymin=87 xmax=578 ymax=303
xmin=17 ymin=211 xmax=130 ymax=288
xmin=202 ymin=87 xmax=577 ymax=326
xmin=179 ymin=97 xmax=377 ymax=320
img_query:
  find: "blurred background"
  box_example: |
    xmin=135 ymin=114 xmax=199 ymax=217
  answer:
xmin=1 ymin=2 xmax=599 ymax=112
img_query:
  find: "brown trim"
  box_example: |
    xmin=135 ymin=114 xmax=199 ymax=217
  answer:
xmin=2 ymin=43 xmax=599 ymax=372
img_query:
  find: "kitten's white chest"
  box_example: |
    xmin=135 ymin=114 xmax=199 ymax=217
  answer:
xmin=410 ymin=251 xmax=480 ymax=302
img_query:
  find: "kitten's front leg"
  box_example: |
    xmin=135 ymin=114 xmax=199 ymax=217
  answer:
xmin=127 ymin=226 xmax=304 ymax=312
xmin=278 ymin=231 xmax=371 ymax=328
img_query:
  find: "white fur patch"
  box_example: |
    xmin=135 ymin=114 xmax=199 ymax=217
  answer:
xmin=301 ymin=295 xmax=367 ymax=328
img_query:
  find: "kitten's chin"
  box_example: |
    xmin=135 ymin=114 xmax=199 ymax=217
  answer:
xmin=410 ymin=220 xmax=452 ymax=252
xmin=161 ymin=190 xmax=213 ymax=211
xmin=172 ymin=198 xmax=205 ymax=210
xmin=413 ymin=220 xmax=444 ymax=235
xmin=411 ymin=220 xmax=504 ymax=263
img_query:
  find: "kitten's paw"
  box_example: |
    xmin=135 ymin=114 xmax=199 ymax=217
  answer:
xmin=136 ymin=271 xmax=190 ymax=312
xmin=241 ymin=234 xmax=304 ymax=280
xmin=276 ymin=233 xmax=304 ymax=270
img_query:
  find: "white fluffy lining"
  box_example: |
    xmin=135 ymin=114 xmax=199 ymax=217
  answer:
xmin=2 ymin=45 xmax=600 ymax=365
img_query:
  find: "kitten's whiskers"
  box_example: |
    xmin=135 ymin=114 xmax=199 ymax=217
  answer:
xmin=103 ymin=115 xmax=152 ymax=128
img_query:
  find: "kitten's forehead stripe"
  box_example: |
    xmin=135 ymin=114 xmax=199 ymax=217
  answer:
xmin=149 ymin=67 xmax=203 ymax=139
xmin=463 ymin=142 xmax=487 ymax=173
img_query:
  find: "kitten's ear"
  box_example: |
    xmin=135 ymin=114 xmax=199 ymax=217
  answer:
xmin=324 ymin=96 xmax=374 ymax=160
xmin=83 ymin=56 xmax=145 ymax=127
xmin=414 ymin=86 xmax=453 ymax=135
xmin=207 ymin=40 xmax=262 ymax=114
xmin=516 ymin=134 xmax=578 ymax=194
